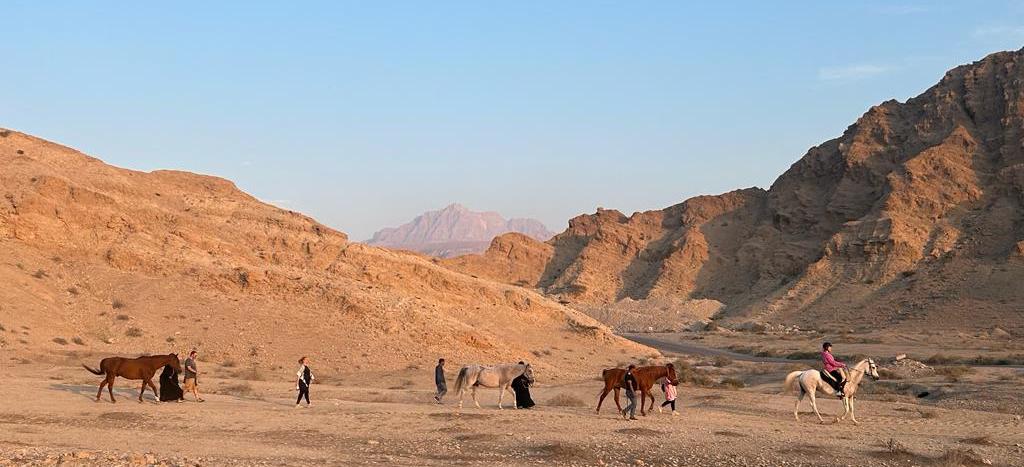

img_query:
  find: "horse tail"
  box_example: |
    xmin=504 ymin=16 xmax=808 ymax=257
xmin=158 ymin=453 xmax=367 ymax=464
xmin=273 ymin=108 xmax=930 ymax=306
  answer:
xmin=453 ymin=367 xmax=469 ymax=394
xmin=783 ymin=370 xmax=803 ymax=393
xmin=82 ymin=364 xmax=104 ymax=376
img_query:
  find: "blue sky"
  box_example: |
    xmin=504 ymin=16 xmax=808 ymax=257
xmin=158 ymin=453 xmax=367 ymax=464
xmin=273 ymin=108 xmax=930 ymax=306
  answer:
xmin=4 ymin=2 xmax=1024 ymax=240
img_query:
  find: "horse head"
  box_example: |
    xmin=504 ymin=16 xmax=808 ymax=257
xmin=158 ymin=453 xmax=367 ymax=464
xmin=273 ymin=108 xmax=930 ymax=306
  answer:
xmin=665 ymin=363 xmax=679 ymax=385
xmin=168 ymin=353 xmax=183 ymax=373
xmin=522 ymin=363 xmax=535 ymax=383
xmin=866 ymin=359 xmax=880 ymax=381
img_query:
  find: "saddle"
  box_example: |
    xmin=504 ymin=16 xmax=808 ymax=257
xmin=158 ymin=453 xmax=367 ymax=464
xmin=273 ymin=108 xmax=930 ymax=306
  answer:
xmin=819 ymin=369 xmax=847 ymax=394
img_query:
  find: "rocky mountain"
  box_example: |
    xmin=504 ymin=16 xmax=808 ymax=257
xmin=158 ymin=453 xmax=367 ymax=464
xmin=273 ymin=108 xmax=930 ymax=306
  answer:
xmin=446 ymin=49 xmax=1024 ymax=335
xmin=0 ymin=129 xmax=648 ymax=375
xmin=366 ymin=203 xmax=553 ymax=258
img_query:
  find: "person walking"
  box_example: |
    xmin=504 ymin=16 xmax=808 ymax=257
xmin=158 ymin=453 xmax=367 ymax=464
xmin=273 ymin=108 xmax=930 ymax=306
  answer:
xmin=433 ymin=358 xmax=447 ymax=404
xmin=659 ymin=378 xmax=678 ymax=415
xmin=511 ymin=361 xmax=535 ymax=409
xmin=622 ymin=364 xmax=639 ymax=421
xmin=182 ymin=350 xmax=204 ymax=402
xmin=296 ymin=356 xmax=315 ymax=408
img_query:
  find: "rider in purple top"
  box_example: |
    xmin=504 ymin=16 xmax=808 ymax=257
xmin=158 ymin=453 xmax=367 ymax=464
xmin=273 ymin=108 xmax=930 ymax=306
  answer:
xmin=822 ymin=342 xmax=847 ymax=397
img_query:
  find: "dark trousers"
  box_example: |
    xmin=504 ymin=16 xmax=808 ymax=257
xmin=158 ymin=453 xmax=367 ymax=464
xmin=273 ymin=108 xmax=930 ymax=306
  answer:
xmin=297 ymin=382 xmax=310 ymax=404
xmin=661 ymin=400 xmax=675 ymax=411
xmin=624 ymin=390 xmax=637 ymax=418
xmin=828 ymin=370 xmax=845 ymax=391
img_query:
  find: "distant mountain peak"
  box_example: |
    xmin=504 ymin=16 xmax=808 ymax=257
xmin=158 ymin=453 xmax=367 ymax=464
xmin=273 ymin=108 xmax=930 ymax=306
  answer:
xmin=367 ymin=204 xmax=554 ymax=258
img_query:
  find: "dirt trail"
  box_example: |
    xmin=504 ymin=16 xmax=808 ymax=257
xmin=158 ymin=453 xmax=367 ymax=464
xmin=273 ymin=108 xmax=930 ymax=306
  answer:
xmin=1 ymin=365 xmax=1021 ymax=466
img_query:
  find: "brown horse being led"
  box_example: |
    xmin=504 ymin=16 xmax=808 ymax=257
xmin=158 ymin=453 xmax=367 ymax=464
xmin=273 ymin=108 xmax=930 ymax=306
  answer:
xmin=83 ymin=354 xmax=182 ymax=403
xmin=596 ymin=364 xmax=678 ymax=416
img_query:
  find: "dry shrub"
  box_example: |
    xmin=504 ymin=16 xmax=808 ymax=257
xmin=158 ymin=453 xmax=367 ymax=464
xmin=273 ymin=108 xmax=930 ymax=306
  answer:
xmin=719 ymin=377 xmax=745 ymax=389
xmin=32 ymin=269 xmax=47 ymax=279
xmin=937 ymin=447 xmax=987 ymax=466
xmin=111 ymin=298 xmax=126 ymax=309
xmin=217 ymin=382 xmax=253 ymax=396
xmin=673 ymin=359 xmax=716 ymax=387
xmin=934 ymin=365 xmax=973 ymax=382
xmin=72 ymin=336 xmax=85 ymax=346
xmin=546 ymin=393 xmax=586 ymax=407
xmin=52 ymin=337 xmax=68 ymax=345
xmin=885 ymin=438 xmax=910 ymax=455
xmin=115 ymin=314 xmax=131 ymax=321
xmin=712 ymin=356 xmax=732 ymax=367
xmin=221 ymin=359 xmax=238 ymax=368
xmin=917 ymin=408 xmax=939 ymax=419
xmin=876 ymin=368 xmax=903 ymax=380
xmin=124 ymin=327 xmax=143 ymax=337
xmin=925 ymin=354 xmax=957 ymax=365
xmin=66 ymin=287 xmax=79 ymax=295
xmin=960 ymin=435 xmax=994 ymax=446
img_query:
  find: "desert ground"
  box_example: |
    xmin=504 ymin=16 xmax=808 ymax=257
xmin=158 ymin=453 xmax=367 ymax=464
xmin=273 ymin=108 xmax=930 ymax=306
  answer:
xmin=3 ymin=333 xmax=1022 ymax=467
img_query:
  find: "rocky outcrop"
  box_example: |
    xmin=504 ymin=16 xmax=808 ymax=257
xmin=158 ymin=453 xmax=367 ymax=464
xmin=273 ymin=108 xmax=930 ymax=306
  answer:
xmin=445 ymin=49 xmax=1024 ymax=334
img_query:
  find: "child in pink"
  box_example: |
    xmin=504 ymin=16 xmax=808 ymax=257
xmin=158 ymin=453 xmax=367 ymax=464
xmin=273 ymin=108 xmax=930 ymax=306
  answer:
xmin=659 ymin=379 xmax=679 ymax=415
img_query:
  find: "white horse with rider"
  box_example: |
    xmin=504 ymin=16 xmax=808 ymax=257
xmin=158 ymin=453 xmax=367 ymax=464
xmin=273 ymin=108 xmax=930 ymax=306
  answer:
xmin=453 ymin=362 xmax=534 ymax=409
xmin=784 ymin=358 xmax=879 ymax=424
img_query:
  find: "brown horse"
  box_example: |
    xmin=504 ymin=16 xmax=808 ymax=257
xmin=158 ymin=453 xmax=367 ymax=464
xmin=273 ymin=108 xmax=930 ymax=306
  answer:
xmin=596 ymin=364 xmax=678 ymax=416
xmin=83 ymin=354 xmax=182 ymax=403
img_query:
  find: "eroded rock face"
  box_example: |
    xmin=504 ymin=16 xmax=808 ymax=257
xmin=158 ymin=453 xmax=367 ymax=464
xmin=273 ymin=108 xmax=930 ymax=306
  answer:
xmin=446 ymin=49 xmax=1024 ymax=333
xmin=0 ymin=130 xmax=646 ymax=373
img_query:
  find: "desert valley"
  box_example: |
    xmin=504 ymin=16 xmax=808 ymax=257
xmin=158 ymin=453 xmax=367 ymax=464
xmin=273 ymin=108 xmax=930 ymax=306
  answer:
xmin=4 ymin=33 xmax=1024 ymax=467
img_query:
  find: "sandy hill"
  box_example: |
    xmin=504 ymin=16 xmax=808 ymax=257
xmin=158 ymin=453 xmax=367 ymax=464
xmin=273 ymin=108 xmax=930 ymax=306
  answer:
xmin=366 ymin=203 xmax=553 ymax=258
xmin=446 ymin=49 xmax=1024 ymax=335
xmin=0 ymin=129 xmax=649 ymax=376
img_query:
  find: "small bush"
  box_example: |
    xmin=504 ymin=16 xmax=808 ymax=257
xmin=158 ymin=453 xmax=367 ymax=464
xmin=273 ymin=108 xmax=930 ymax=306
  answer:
xmin=125 ymin=327 xmax=144 ymax=338
xmin=673 ymin=359 xmax=716 ymax=387
xmin=917 ymin=408 xmax=939 ymax=419
xmin=111 ymin=299 xmax=126 ymax=309
xmin=32 ymin=269 xmax=47 ymax=279
xmin=885 ymin=438 xmax=910 ymax=455
xmin=712 ymin=356 xmax=732 ymax=367
xmin=217 ymin=382 xmax=253 ymax=396
xmin=66 ymin=287 xmax=79 ymax=295
xmin=166 ymin=336 xmax=175 ymax=342
xmin=924 ymin=354 xmax=957 ymax=365
xmin=960 ymin=435 xmax=994 ymax=446
xmin=72 ymin=336 xmax=85 ymax=346
xmin=222 ymin=359 xmax=238 ymax=368
xmin=938 ymin=447 xmax=986 ymax=466
xmin=115 ymin=314 xmax=131 ymax=321
xmin=719 ymin=377 xmax=745 ymax=389
xmin=52 ymin=337 xmax=68 ymax=345
xmin=546 ymin=393 xmax=586 ymax=407
xmin=934 ymin=365 xmax=973 ymax=383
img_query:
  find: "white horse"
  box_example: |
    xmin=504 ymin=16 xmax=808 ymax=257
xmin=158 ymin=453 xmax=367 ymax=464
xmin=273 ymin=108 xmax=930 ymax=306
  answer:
xmin=453 ymin=362 xmax=534 ymax=409
xmin=783 ymin=358 xmax=879 ymax=425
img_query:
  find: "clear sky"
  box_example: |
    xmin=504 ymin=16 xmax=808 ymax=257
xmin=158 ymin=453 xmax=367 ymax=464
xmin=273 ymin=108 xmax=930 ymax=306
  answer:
xmin=4 ymin=2 xmax=1024 ymax=240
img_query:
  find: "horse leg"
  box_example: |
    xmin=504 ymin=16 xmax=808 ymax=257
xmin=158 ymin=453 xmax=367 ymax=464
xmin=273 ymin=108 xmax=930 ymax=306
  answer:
xmin=808 ymin=388 xmax=825 ymax=423
xmin=793 ymin=385 xmax=805 ymax=421
xmin=457 ymin=388 xmax=464 ymax=410
xmin=108 ymin=376 xmax=117 ymax=403
xmin=639 ymin=390 xmax=646 ymax=416
xmin=597 ymin=387 xmax=610 ymax=413
xmin=614 ymin=388 xmax=623 ymax=414
xmin=472 ymin=386 xmax=481 ymax=409
xmin=836 ymin=397 xmax=850 ymax=423
xmin=510 ymin=385 xmax=518 ymax=409
xmin=138 ymin=380 xmax=147 ymax=403
xmin=146 ymin=379 xmax=159 ymax=402
xmin=849 ymin=398 xmax=858 ymax=425
xmin=497 ymin=385 xmax=504 ymax=410
xmin=95 ymin=379 xmax=106 ymax=402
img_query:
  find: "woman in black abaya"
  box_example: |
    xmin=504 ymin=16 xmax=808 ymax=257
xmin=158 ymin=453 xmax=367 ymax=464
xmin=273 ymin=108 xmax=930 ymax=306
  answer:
xmin=159 ymin=364 xmax=185 ymax=402
xmin=511 ymin=361 xmax=535 ymax=409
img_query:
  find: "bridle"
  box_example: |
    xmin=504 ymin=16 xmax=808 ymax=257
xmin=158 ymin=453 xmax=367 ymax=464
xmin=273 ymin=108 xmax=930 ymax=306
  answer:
xmin=845 ymin=359 xmax=879 ymax=381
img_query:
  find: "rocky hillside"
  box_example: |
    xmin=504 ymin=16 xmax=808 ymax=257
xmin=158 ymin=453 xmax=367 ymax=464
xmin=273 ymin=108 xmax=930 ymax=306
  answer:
xmin=0 ymin=129 xmax=649 ymax=376
xmin=367 ymin=203 xmax=553 ymax=258
xmin=446 ymin=49 xmax=1024 ymax=335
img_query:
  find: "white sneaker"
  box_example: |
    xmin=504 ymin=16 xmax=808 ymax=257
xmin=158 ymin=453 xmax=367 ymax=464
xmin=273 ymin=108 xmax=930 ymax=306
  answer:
xmin=295 ymin=404 xmax=300 ymax=409
xmin=672 ymin=411 xmax=679 ymax=416
xmin=658 ymin=407 xmax=663 ymax=414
